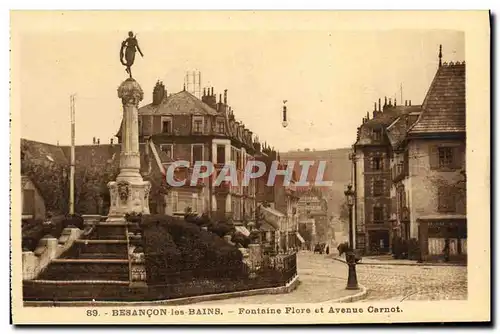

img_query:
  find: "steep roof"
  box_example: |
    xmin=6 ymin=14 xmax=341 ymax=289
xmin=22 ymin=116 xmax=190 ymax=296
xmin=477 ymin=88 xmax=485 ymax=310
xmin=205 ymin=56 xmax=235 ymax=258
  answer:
xmin=355 ymin=105 xmax=421 ymax=146
xmin=409 ymin=62 xmax=466 ymax=135
xmin=386 ymin=111 xmax=422 ymax=149
xmin=138 ymin=90 xmax=218 ymax=116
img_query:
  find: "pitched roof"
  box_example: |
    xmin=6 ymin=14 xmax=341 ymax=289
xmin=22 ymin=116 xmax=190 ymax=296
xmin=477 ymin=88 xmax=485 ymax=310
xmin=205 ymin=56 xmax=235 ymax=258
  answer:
xmin=386 ymin=111 xmax=422 ymax=149
xmin=409 ymin=62 xmax=466 ymax=135
xmin=355 ymin=105 xmax=421 ymax=146
xmin=138 ymin=90 xmax=218 ymax=116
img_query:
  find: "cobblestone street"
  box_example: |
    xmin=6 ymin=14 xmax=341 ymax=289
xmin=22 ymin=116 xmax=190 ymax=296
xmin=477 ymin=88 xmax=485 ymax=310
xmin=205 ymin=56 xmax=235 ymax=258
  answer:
xmin=194 ymin=251 xmax=467 ymax=304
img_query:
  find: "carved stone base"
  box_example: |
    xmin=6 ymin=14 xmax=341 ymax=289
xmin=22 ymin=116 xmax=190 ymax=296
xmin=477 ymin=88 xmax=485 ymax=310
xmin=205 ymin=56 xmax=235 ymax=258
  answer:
xmin=106 ymin=179 xmax=151 ymax=222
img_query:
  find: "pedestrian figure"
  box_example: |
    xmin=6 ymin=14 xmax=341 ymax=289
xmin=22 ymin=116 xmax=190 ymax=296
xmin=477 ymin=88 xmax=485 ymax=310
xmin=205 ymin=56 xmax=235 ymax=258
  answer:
xmin=443 ymin=238 xmax=450 ymax=262
xmin=326 ymin=245 xmax=330 ymax=255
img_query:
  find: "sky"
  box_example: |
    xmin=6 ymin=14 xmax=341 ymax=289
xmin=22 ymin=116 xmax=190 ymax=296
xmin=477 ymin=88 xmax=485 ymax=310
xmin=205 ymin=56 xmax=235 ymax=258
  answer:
xmin=17 ymin=23 xmax=464 ymax=152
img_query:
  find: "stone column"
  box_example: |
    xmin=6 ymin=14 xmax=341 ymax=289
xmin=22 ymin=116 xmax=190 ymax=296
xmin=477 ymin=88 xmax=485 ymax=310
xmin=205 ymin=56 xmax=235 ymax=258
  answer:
xmin=107 ymin=78 xmax=151 ymax=222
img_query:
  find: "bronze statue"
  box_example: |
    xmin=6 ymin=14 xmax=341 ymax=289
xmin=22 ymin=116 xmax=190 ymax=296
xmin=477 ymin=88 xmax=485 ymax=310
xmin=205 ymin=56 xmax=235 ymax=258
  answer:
xmin=120 ymin=31 xmax=144 ymax=78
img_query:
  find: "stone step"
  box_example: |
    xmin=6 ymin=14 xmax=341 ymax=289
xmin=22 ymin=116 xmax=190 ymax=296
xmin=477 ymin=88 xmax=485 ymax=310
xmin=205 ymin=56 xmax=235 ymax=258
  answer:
xmin=87 ymin=225 xmax=128 ymax=240
xmin=38 ymin=261 xmax=130 ymax=281
xmin=73 ymin=241 xmax=129 ymax=256
xmin=23 ymin=281 xmax=149 ymax=302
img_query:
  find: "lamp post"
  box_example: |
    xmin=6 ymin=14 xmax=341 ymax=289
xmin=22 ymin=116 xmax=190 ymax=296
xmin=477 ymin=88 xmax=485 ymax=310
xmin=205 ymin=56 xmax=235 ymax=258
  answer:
xmin=344 ymin=184 xmax=359 ymax=290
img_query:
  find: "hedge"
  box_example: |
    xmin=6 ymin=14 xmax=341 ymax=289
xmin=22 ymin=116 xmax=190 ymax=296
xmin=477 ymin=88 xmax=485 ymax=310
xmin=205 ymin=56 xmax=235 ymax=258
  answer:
xmin=139 ymin=214 xmax=246 ymax=285
xmin=21 ymin=214 xmax=84 ymax=252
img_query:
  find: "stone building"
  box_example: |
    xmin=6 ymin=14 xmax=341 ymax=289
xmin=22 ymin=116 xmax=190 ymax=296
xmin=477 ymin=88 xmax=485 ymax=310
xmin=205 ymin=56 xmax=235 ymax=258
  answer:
xmin=116 ymin=83 xmax=259 ymax=231
xmin=386 ymin=57 xmax=466 ymax=261
xmin=296 ymin=187 xmax=328 ymax=245
xmin=352 ymin=98 xmax=421 ymax=255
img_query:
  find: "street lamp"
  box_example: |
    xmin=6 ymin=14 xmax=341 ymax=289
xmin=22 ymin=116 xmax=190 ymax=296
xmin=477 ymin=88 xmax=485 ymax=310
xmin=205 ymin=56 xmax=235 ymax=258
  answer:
xmin=282 ymin=101 xmax=288 ymax=128
xmin=344 ymin=183 xmax=359 ymax=290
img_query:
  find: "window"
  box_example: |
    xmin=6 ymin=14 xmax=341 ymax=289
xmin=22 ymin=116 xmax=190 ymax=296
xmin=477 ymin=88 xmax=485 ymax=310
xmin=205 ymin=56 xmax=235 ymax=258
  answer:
xmin=373 ymin=180 xmax=384 ymax=197
xmin=171 ymin=191 xmax=178 ymax=212
xmin=438 ymin=147 xmax=453 ymax=168
xmin=373 ymin=207 xmax=384 ymax=223
xmin=161 ymin=116 xmax=172 ymax=134
xmin=373 ymin=129 xmax=382 ymax=141
xmin=217 ymin=121 xmax=225 ymax=134
xmin=191 ymin=144 xmax=204 ymax=164
xmin=217 ymin=145 xmax=226 ymax=164
xmin=193 ymin=117 xmax=204 ymax=134
xmin=160 ymin=144 xmax=173 ymax=159
xmin=373 ymin=157 xmax=382 ymax=170
xmin=438 ymin=186 xmax=455 ymax=212
xmin=191 ymin=193 xmax=199 ymax=213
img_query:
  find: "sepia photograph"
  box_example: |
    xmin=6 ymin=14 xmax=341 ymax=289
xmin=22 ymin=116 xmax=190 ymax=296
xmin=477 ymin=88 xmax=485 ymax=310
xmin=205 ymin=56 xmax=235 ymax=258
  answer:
xmin=10 ymin=10 xmax=490 ymax=324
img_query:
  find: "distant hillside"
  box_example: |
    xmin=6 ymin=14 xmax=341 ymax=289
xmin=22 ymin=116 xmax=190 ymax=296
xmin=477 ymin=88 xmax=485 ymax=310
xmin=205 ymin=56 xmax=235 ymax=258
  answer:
xmin=281 ymin=148 xmax=352 ymax=218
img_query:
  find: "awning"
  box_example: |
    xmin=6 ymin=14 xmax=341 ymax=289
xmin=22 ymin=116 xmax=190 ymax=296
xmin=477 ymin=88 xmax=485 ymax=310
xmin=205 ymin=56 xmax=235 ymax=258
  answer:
xmin=296 ymin=232 xmax=305 ymax=244
xmin=235 ymin=226 xmax=251 ymax=237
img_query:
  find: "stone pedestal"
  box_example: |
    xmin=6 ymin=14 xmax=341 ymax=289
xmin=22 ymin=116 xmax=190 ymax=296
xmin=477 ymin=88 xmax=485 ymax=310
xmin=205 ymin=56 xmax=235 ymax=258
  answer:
xmin=107 ymin=78 xmax=151 ymax=223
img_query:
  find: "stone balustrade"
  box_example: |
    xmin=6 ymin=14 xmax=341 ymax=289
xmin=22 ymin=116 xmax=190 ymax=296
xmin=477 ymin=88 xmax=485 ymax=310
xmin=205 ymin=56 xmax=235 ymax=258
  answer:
xmin=22 ymin=227 xmax=83 ymax=280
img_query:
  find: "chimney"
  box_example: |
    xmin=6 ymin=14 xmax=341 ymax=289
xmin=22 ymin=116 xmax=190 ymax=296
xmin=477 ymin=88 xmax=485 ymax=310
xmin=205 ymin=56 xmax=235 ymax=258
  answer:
xmin=439 ymin=44 xmax=443 ymax=68
xmin=97 ymin=138 xmax=100 ymax=145
xmin=409 ymin=100 xmax=412 ymax=106
xmin=394 ymin=98 xmax=397 ymax=107
xmin=224 ymin=89 xmax=228 ymax=105
xmin=373 ymin=102 xmax=377 ymax=112
xmin=405 ymin=100 xmax=408 ymax=106
xmin=366 ymin=111 xmax=370 ymax=120
xmin=110 ymin=138 xmax=114 ymax=145
xmin=384 ymin=96 xmax=387 ymax=107
xmin=203 ymin=87 xmax=217 ymax=110
xmin=152 ymin=80 xmax=165 ymax=105
xmin=389 ymin=98 xmax=392 ymax=107
xmin=93 ymin=137 xmax=96 ymax=145
xmin=203 ymin=88 xmax=206 ymax=97
xmin=378 ymin=98 xmax=381 ymax=112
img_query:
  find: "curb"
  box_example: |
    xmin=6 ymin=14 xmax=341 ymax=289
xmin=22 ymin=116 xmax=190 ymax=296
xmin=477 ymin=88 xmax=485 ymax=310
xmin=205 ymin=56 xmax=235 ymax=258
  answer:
xmin=24 ymin=274 xmax=301 ymax=307
xmin=332 ymin=257 xmax=466 ymax=267
xmin=327 ymin=284 xmax=367 ymax=303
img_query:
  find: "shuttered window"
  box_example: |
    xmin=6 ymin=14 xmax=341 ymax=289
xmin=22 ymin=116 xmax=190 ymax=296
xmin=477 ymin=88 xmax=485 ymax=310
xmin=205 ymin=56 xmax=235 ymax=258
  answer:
xmin=373 ymin=207 xmax=384 ymax=223
xmin=430 ymin=145 xmax=462 ymax=170
xmin=373 ymin=180 xmax=384 ymax=197
xmin=438 ymin=186 xmax=456 ymax=212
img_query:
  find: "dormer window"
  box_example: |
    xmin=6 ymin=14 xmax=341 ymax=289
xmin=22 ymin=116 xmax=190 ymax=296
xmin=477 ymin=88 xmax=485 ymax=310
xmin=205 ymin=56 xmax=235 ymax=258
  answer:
xmin=217 ymin=121 xmax=225 ymax=134
xmin=373 ymin=129 xmax=382 ymax=141
xmin=161 ymin=116 xmax=172 ymax=134
xmin=193 ymin=116 xmax=204 ymax=134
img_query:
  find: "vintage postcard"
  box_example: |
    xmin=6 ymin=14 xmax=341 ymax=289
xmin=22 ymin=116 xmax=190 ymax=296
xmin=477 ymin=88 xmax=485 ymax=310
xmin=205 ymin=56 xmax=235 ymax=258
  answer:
xmin=10 ymin=10 xmax=490 ymax=324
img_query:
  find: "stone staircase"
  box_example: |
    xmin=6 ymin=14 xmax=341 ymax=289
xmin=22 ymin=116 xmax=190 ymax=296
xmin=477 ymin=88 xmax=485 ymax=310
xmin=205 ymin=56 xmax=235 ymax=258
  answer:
xmin=23 ymin=222 xmax=148 ymax=302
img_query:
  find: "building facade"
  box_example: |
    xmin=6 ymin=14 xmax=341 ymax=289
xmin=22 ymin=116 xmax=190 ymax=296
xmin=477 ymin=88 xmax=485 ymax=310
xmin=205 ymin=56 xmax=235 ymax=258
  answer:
xmin=118 ymin=83 xmax=259 ymax=230
xmin=387 ymin=59 xmax=466 ymax=261
xmin=352 ymin=98 xmax=420 ymax=255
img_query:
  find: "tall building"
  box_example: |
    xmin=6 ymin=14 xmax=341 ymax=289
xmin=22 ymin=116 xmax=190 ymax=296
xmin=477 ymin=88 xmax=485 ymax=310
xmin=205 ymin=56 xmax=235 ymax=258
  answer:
xmin=352 ymin=47 xmax=466 ymax=261
xmin=352 ymin=98 xmax=421 ymax=255
xmin=117 ymin=83 xmax=260 ymax=230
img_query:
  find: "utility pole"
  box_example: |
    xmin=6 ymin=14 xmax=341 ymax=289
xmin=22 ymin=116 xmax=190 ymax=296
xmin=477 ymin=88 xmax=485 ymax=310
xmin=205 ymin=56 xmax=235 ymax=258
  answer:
xmin=69 ymin=94 xmax=76 ymax=215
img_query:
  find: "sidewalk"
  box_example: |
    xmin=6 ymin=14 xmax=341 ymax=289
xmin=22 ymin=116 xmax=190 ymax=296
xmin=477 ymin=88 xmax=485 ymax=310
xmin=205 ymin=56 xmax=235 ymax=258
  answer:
xmin=331 ymin=254 xmax=466 ymax=267
xmin=193 ymin=251 xmax=366 ymax=305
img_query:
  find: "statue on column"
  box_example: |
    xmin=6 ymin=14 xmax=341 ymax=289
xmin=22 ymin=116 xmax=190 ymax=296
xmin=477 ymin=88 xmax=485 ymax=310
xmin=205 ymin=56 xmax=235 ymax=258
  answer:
xmin=120 ymin=31 xmax=144 ymax=78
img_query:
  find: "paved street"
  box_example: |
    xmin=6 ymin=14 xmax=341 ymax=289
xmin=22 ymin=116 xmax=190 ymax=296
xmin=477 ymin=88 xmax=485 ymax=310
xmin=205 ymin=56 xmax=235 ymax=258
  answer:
xmin=355 ymin=260 xmax=467 ymax=301
xmin=194 ymin=251 xmax=467 ymax=304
